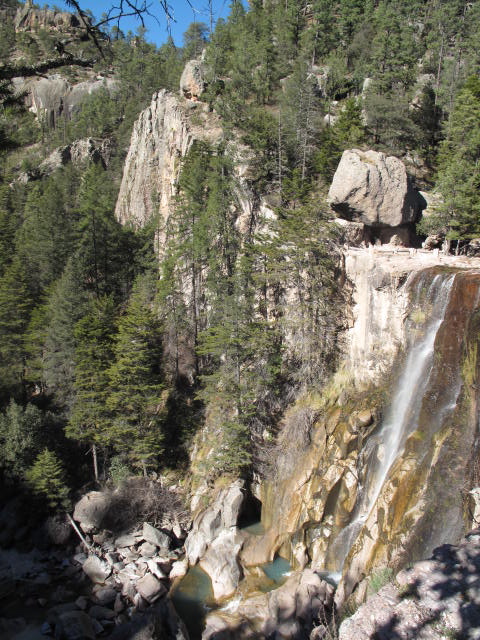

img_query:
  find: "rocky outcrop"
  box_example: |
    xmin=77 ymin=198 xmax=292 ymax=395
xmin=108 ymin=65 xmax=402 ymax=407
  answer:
xmin=15 ymin=4 xmax=86 ymax=33
xmin=328 ymin=149 xmax=424 ymax=228
xmin=114 ymin=89 xmax=223 ymax=232
xmin=203 ymin=569 xmax=334 ymax=639
xmin=184 ymin=481 xmax=245 ymax=600
xmin=200 ymin=529 xmax=244 ymax=600
xmin=180 ymin=57 xmax=207 ymax=100
xmin=185 ymin=480 xmax=244 ymax=565
xmin=13 ymin=75 xmax=117 ymax=128
xmin=17 ymin=138 xmax=111 ymax=183
xmin=339 ymin=530 xmax=480 ymax=640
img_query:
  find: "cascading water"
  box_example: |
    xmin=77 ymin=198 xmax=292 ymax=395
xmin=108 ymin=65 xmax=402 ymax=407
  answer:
xmin=331 ymin=272 xmax=457 ymax=571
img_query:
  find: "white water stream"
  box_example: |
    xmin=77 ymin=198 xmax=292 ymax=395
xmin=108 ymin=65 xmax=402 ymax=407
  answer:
xmin=331 ymin=273 xmax=457 ymax=570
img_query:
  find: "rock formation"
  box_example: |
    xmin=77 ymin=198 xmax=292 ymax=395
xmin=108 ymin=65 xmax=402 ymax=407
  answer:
xmin=15 ymin=3 xmax=86 ymax=33
xmin=114 ymin=89 xmax=223 ymax=232
xmin=180 ymin=57 xmax=207 ymax=100
xmin=203 ymin=569 xmax=334 ymax=639
xmin=17 ymin=138 xmax=111 ymax=184
xmin=328 ymin=149 xmax=424 ymax=231
xmin=185 ymin=480 xmax=245 ymax=599
xmin=236 ymin=252 xmax=480 ymax=613
xmin=13 ymin=74 xmax=117 ymax=128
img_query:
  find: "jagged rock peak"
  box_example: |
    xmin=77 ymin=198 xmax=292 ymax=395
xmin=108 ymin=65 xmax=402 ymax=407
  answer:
xmin=115 ymin=89 xmax=223 ymax=231
xmin=328 ymin=149 xmax=424 ymax=228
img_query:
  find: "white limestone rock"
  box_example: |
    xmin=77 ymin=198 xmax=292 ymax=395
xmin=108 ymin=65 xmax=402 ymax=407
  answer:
xmin=135 ymin=573 xmax=166 ymax=603
xmin=82 ymin=555 xmax=111 ymax=584
xmin=199 ymin=529 xmax=243 ymax=600
xmin=142 ymin=522 xmax=170 ymax=549
xmin=185 ymin=480 xmax=244 ymax=565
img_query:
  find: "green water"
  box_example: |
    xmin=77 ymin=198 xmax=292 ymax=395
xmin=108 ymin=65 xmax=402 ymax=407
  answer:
xmin=240 ymin=520 xmax=265 ymax=535
xmin=170 ymin=566 xmax=215 ymax=639
xmin=261 ymin=556 xmax=291 ymax=586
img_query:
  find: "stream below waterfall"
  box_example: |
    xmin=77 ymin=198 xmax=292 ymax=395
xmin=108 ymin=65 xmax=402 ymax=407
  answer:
xmin=171 ymin=552 xmax=292 ymax=639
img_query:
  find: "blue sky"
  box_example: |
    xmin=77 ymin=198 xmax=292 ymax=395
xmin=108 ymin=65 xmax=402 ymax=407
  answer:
xmin=52 ymin=0 xmax=231 ymax=46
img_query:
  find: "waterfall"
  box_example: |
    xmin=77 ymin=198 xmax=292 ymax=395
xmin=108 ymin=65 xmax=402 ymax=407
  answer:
xmin=331 ymin=272 xmax=457 ymax=571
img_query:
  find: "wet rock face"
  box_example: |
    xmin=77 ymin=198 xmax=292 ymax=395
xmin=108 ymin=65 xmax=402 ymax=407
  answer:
xmin=328 ymin=149 xmax=424 ymax=227
xmin=339 ymin=531 xmax=480 ymax=640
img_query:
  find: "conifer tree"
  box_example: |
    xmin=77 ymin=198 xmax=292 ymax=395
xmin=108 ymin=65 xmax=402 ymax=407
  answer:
xmin=66 ymin=295 xmax=116 ymax=482
xmin=107 ymin=274 xmax=164 ymax=474
xmin=25 ymin=449 xmax=70 ymax=510
xmin=424 ymin=76 xmax=480 ymax=244
xmin=0 ymin=254 xmax=34 ymax=397
xmin=0 ymin=400 xmax=44 ymax=481
xmin=43 ymin=260 xmax=88 ymax=409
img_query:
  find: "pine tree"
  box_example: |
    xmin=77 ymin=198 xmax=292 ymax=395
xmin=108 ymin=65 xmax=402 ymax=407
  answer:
xmin=107 ymin=274 xmax=164 ymax=474
xmin=76 ymin=163 xmax=134 ymax=299
xmin=66 ymin=296 xmax=117 ymax=482
xmin=25 ymin=449 xmax=70 ymax=510
xmin=0 ymin=400 xmax=44 ymax=481
xmin=43 ymin=260 xmax=88 ymax=409
xmin=0 ymin=254 xmax=34 ymax=397
xmin=16 ymin=170 xmax=78 ymax=298
xmin=428 ymin=76 xmax=480 ymax=243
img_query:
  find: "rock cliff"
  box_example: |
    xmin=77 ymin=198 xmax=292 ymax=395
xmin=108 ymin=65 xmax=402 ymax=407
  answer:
xmin=13 ymin=74 xmax=117 ymax=128
xmin=114 ymin=89 xmax=223 ymax=234
xmin=15 ymin=3 xmax=86 ymax=33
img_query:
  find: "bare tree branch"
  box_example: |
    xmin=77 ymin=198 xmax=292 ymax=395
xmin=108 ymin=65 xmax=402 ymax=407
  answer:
xmin=0 ymin=56 xmax=97 ymax=82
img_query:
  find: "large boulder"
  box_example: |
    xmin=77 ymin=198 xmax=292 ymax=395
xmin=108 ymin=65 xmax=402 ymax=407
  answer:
xmin=180 ymin=58 xmax=206 ymax=100
xmin=199 ymin=529 xmax=243 ymax=600
xmin=328 ymin=149 xmax=424 ymax=227
xmin=73 ymin=491 xmax=109 ymax=533
xmin=142 ymin=522 xmax=170 ymax=550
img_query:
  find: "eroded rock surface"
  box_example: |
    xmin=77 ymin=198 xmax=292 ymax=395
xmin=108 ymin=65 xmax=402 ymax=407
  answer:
xmin=203 ymin=569 xmax=334 ymax=639
xmin=13 ymin=75 xmax=117 ymax=129
xmin=185 ymin=480 xmax=244 ymax=566
xmin=328 ymin=149 xmax=424 ymax=227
